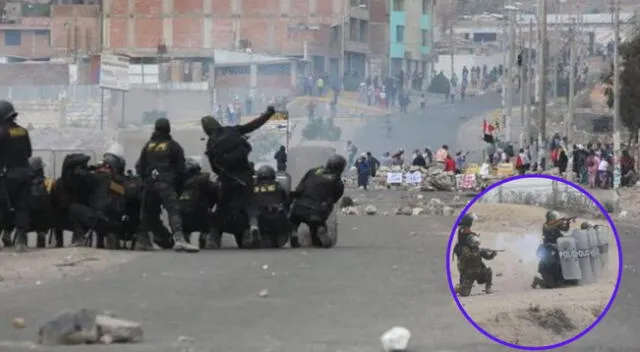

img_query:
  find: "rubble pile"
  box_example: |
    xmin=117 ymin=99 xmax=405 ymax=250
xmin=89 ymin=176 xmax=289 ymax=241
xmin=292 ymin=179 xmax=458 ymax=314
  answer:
xmin=344 ymin=164 xmax=458 ymax=191
xmin=38 ymin=308 xmax=143 ymax=346
xmin=341 ymin=195 xmax=460 ymax=217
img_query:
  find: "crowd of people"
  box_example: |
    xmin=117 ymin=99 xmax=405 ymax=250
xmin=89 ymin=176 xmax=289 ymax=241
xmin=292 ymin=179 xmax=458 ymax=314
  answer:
xmin=345 ymin=141 xmax=468 ymax=190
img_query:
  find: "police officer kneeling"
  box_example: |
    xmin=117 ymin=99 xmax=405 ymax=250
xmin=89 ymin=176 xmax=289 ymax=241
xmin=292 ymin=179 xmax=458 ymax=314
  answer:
xmin=289 ymin=154 xmax=346 ymax=248
xmin=179 ymin=157 xmax=218 ymax=248
xmin=456 ymin=235 xmax=497 ymax=297
xmin=254 ymin=165 xmax=290 ymax=248
xmin=0 ymin=100 xmax=32 ymax=252
xmin=136 ymin=118 xmax=199 ymax=253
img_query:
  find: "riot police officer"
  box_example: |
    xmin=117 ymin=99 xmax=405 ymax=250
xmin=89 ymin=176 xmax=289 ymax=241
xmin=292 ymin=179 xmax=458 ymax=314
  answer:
xmin=289 ymin=154 xmax=346 ymax=248
xmin=532 ymin=210 xmax=573 ymax=289
xmin=456 ymin=235 xmax=497 ymax=296
xmin=252 ymin=165 xmax=289 ymax=248
xmin=28 ymin=156 xmax=53 ymax=248
xmin=136 ymin=118 xmax=199 ymax=253
xmin=179 ymin=156 xmax=218 ymax=248
xmin=200 ymin=106 xmax=276 ymax=249
xmin=542 ymin=210 xmax=571 ymax=244
xmin=0 ymin=100 xmax=32 ymax=252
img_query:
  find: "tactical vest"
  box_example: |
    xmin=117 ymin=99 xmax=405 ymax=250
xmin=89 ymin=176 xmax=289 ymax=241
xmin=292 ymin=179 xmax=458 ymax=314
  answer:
xmin=206 ymin=128 xmax=251 ymax=171
xmin=254 ymin=180 xmax=284 ymax=211
xmin=179 ymin=174 xmax=206 ymax=213
xmin=29 ymin=176 xmax=51 ymax=211
xmin=296 ymin=167 xmax=338 ymax=212
xmin=143 ymin=139 xmax=173 ymax=179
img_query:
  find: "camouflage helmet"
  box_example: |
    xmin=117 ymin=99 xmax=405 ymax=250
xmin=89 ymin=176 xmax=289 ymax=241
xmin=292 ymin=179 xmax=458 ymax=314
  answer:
xmin=459 ymin=213 xmax=476 ymax=228
xmin=545 ymin=210 xmax=560 ymax=221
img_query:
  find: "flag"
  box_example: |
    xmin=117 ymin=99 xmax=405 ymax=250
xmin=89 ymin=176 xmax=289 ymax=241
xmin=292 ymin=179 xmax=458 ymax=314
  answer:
xmin=483 ymin=119 xmax=495 ymax=144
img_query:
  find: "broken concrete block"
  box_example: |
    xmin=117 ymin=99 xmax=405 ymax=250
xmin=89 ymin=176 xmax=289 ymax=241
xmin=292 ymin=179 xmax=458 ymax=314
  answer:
xmin=39 ymin=308 xmax=99 ymax=345
xmin=395 ymin=206 xmax=412 ymax=216
xmin=411 ymin=207 xmax=425 ymax=216
xmin=442 ymin=206 xmax=456 ymax=216
xmin=95 ymin=315 xmax=143 ymax=343
xmin=380 ymin=326 xmax=411 ymax=352
xmin=342 ymin=206 xmax=359 ymax=215
xmin=365 ymin=205 xmax=377 ymax=215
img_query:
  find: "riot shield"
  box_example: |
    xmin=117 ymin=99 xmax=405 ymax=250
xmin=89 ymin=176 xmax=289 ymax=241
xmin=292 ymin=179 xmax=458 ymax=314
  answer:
xmin=557 ymin=236 xmax=582 ymax=281
xmin=587 ymin=228 xmax=602 ymax=281
xmin=596 ymin=226 xmax=610 ymax=271
xmin=275 ymin=172 xmax=292 ymax=192
xmin=572 ymin=230 xmax=595 ymax=285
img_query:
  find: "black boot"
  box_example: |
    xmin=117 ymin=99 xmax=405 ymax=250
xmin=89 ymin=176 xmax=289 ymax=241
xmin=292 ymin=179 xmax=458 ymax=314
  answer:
xmin=290 ymin=227 xmax=300 ymax=248
xmin=248 ymin=225 xmax=261 ymax=249
xmin=36 ymin=232 xmax=47 ymax=248
xmin=173 ymin=231 xmax=200 ymax=253
xmin=133 ymin=232 xmax=156 ymax=251
xmin=2 ymin=230 xmax=13 ymax=248
xmin=70 ymin=231 xmax=85 ymax=247
xmin=14 ymin=230 xmax=27 ymax=253
xmin=203 ymin=229 xmax=222 ymax=249
xmin=315 ymin=226 xmax=332 ymax=248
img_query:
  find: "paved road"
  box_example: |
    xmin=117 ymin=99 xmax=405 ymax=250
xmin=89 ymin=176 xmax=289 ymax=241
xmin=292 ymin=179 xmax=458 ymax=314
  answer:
xmin=350 ymin=93 xmax=507 ymax=157
xmin=0 ymin=191 xmax=637 ymax=351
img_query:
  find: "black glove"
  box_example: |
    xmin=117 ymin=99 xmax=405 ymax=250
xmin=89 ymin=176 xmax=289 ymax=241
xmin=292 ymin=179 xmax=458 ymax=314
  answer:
xmin=266 ymin=106 xmax=276 ymax=115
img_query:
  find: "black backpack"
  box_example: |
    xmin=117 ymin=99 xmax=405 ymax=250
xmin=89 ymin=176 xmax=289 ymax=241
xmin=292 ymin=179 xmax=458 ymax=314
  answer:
xmin=206 ymin=128 xmax=251 ymax=171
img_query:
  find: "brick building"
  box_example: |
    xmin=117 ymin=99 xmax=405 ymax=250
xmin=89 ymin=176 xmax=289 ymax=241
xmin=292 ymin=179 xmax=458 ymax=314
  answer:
xmin=101 ymin=0 xmax=387 ymax=83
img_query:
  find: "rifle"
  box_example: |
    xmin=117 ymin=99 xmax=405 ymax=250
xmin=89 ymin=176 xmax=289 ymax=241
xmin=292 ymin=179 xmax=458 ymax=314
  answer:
xmin=559 ymin=216 xmax=577 ymax=223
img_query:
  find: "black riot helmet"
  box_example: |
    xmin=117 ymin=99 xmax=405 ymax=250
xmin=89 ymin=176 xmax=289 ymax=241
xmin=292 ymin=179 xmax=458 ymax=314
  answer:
xmin=154 ymin=117 xmax=171 ymax=134
xmin=29 ymin=156 xmax=45 ymax=170
xmin=103 ymin=153 xmax=125 ymax=174
xmin=325 ymin=154 xmax=347 ymax=174
xmin=0 ymin=100 xmax=18 ymax=122
xmin=256 ymin=165 xmax=276 ymax=181
xmin=185 ymin=157 xmax=202 ymax=175
xmin=459 ymin=213 xmax=475 ymax=228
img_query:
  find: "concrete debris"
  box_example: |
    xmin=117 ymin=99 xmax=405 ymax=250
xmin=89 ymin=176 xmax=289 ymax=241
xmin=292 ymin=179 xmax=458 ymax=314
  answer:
xmin=344 ymin=165 xmax=457 ymax=191
xmin=95 ymin=315 xmax=144 ymax=343
xmin=259 ymin=289 xmax=269 ymax=298
xmin=619 ymin=210 xmax=628 ymax=218
xmin=395 ymin=206 xmax=413 ymax=216
xmin=342 ymin=206 xmax=360 ymax=215
xmin=339 ymin=196 xmax=355 ymax=208
xmin=38 ymin=308 xmax=143 ymax=345
xmin=12 ymin=317 xmax=26 ymax=329
xmin=380 ymin=326 xmax=412 ymax=352
xmin=365 ymin=205 xmax=377 ymax=215
xmin=442 ymin=206 xmax=456 ymax=216
xmin=411 ymin=207 xmax=425 ymax=216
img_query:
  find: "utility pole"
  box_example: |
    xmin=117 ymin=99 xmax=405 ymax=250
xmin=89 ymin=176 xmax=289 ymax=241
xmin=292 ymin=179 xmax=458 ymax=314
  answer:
xmin=339 ymin=0 xmax=347 ymax=88
xmin=567 ymin=17 xmax=576 ymax=143
xmin=450 ymin=24 xmax=455 ymax=82
xmin=538 ymin=0 xmax=548 ymax=162
xmin=506 ymin=3 xmax=515 ymax=143
xmin=526 ymin=18 xmax=533 ymax=142
xmin=613 ymin=0 xmax=621 ymax=193
xmin=519 ymin=22 xmax=525 ymax=148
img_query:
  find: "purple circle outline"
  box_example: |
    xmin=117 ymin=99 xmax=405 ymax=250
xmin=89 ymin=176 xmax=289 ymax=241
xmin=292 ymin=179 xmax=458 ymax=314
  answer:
xmin=445 ymin=174 xmax=624 ymax=350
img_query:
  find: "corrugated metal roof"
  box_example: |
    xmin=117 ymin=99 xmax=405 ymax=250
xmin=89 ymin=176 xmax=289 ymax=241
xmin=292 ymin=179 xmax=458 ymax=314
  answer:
xmin=110 ymin=48 xmax=293 ymax=65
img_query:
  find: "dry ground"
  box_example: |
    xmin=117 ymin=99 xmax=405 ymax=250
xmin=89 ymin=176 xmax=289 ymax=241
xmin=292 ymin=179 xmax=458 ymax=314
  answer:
xmin=450 ymin=203 xmax=620 ymax=347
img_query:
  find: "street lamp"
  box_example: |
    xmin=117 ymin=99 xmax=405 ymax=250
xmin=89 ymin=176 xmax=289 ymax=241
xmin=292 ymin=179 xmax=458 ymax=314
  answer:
xmin=340 ymin=3 xmax=367 ymax=88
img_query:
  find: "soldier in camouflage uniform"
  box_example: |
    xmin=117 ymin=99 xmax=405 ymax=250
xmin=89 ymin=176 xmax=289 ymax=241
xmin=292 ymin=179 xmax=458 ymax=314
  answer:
xmin=453 ymin=213 xmax=477 ymax=260
xmin=455 ymin=234 xmax=498 ymax=297
xmin=531 ymin=210 xmax=572 ymax=289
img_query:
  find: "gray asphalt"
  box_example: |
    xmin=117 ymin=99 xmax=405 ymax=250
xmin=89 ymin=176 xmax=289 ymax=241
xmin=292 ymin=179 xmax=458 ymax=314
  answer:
xmin=0 ymin=192 xmax=636 ymax=351
xmin=351 ymin=93 xmax=507 ymax=157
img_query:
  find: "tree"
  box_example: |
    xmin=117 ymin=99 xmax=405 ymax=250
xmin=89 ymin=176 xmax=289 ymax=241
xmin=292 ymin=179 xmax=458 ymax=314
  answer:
xmin=602 ymin=33 xmax=640 ymax=142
